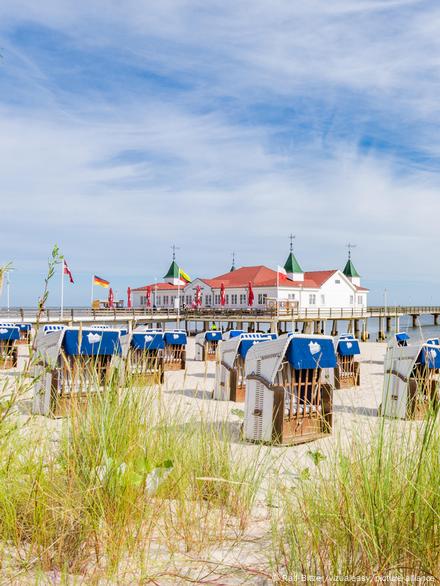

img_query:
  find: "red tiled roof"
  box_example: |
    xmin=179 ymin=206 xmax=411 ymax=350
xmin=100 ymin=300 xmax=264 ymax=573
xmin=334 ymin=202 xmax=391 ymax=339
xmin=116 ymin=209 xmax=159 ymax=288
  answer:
xmin=132 ymin=282 xmax=178 ymax=292
xmin=133 ymin=266 xmax=369 ymax=292
xmin=199 ymin=266 xmax=338 ymax=289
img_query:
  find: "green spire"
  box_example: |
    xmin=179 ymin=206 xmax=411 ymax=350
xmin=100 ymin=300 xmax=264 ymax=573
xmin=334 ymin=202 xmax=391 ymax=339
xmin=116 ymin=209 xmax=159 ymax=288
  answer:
xmin=343 ymin=259 xmax=360 ymax=278
xmin=284 ymin=252 xmax=303 ymax=274
xmin=164 ymin=260 xmax=179 ymax=280
xmin=284 ymin=233 xmax=303 ymax=274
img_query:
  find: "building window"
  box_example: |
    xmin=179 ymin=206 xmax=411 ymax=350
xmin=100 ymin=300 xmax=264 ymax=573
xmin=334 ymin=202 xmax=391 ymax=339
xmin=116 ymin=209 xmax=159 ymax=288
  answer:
xmin=157 ymin=296 xmax=161 ymax=305
xmin=358 ymin=296 xmax=363 ymax=305
xmin=335 ymin=279 xmax=341 ymax=284
xmin=230 ymin=294 xmax=237 ymax=304
xmin=288 ymin=293 xmax=296 ymax=300
xmin=309 ymin=294 xmax=316 ymax=305
xmin=258 ymin=293 xmax=267 ymax=305
xmin=240 ymin=294 xmax=246 ymax=304
xmin=225 ymin=294 xmax=229 ymax=305
xmin=163 ymin=295 xmax=169 ymax=305
xmin=205 ymin=294 xmax=212 ymax=306
xmin=320 ymin=295 xmax=325 ymax=305
xmin=350 ymin=295 xmax=354 ymax=305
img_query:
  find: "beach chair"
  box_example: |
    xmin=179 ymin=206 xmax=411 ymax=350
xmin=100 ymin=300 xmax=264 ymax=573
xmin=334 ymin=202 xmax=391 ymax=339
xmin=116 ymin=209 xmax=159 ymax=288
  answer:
xmin=0 ymin=324 xmax=20 ymax=368
xmin=334 ymin=334 xmax=361 ymax=389
xmin=214 ymin=333 xmax=277 ymax=402
xmin=43 ymin=325 xmax=66 ymax=334
xmin=395 ymin=332 xmax=410 ymax=347
xmin=14 ymin=323 xmax=32 ymax=343
xmin=194 ymin=330 xmax=222 ymax=361
xmin=381 ymin=337 xmax=440 ymax=419
xmin=163 ymin=330 xmax=187 ymax=371
xmin=222 ymin=330 xmax=245 ymax=341
xmin=32 ymin=326 xmax=121 ymax=417
xmin=118 ymin=329 xmax=165 ymax=384
xmin=243 ymin=333 xmax=336 ymax=445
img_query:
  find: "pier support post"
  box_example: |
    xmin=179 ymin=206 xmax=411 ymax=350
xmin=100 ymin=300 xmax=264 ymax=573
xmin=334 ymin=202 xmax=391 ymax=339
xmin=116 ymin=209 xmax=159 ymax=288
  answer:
xmin=302 ymin=322 xmax=312 ymax=334
xmin=354 ymin=319 xmax=360 ymax=339
xmin=361 ymin=319 xmax=369 ymax=341
xmin=386 ymin=317 xmax=391 ymax=332
xmin=377 ymin=317 xmax=385 ymax=341
xmin=395 ymin=316 xmax=400 ymax=332
xmin=331 ymin=320 xmax=338 ymax=337
xmin=412 ymin=315 xmax=418 ymax=328
xmin=314 ymin=321 xmax=320 ymax=334
xmin=347 ymin=320 xmax=353 ymax=334
xmin=434 ymin=314 xmax=439 ymax=326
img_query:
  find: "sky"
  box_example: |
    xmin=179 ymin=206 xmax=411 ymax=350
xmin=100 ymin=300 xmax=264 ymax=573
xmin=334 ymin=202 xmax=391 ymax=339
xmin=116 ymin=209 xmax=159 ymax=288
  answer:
xmin=1 ymin=0 xmax=440 ymax=307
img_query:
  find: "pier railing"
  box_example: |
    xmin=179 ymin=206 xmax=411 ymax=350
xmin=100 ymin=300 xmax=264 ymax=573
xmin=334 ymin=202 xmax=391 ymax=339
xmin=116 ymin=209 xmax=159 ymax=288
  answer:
xmin=0 ymin=305 xmax=439 ymax=324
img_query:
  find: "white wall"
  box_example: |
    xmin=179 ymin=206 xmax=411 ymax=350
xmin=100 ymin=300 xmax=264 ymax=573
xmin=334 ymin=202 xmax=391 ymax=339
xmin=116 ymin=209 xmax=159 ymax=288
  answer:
xmin=319 ymin=271 xmax=367 ymax=308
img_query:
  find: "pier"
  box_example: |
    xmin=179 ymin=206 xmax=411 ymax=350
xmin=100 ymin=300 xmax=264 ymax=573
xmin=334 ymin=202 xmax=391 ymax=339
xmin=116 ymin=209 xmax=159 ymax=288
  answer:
xmin=0 ymin=306 xmax=439 ymax=340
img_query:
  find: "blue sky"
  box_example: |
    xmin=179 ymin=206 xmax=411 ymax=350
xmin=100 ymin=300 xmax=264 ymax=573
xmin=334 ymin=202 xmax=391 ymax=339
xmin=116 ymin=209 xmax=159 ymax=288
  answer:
xmin=1 ymin=0 xmax=440 ymax=306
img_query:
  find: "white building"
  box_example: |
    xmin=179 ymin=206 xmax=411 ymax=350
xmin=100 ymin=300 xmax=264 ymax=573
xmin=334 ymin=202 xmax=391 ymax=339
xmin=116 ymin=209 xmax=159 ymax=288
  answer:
xmin=131 ymin=249 xmax=368 ymax=310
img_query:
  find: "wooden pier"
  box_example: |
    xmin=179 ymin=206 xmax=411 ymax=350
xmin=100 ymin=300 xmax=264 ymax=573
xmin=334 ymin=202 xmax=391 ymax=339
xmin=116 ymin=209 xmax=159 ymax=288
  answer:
xmin=0 ymin=306 xmax=439 ymax=340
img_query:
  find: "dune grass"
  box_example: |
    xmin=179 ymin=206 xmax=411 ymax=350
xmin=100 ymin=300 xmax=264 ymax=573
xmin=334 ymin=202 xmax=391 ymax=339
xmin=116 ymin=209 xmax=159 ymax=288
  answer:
xmin=270 ymin=408 xmax=440 ymax=581
xmin=0 ymin=368 xmax=268 ymax=582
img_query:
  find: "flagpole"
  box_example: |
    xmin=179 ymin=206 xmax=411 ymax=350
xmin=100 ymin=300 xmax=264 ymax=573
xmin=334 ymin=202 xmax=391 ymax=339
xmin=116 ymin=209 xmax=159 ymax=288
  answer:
xmin=60 ymin=261 xmax=64 ymax=319
xmin=177 ymin=280 xmax=181 ymax=328
xmin=91 ymin=276 xmax=94 ymax=308
xmin=276 ymin=269 xmax=279 ymax=320
xmin=6 ymin=271 xmax=10 ymax=313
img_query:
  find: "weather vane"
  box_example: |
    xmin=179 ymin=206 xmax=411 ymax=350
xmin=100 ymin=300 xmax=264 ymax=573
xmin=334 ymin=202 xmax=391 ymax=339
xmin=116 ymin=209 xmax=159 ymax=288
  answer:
xmin=230 ymin=251 xmax=236 ymax=271
xmin=347 ymin=242 xmax=356 ymax=260
xmin=289 ymin=234 xmax=296 ymax=253
xmin=171 ymin=243 xmax=180 ymax=261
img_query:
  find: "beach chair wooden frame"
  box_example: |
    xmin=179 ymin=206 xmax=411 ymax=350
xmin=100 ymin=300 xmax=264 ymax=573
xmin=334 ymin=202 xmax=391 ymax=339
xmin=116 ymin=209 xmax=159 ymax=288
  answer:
xmin=194 ymin=331 xmax=222 ymax=362
xmin=244 ymin=334 xmax=336 ymax=446
xmin=163 ymin=331 xmax=187 ymax=371
xmin=163 ymin=345 xmax=186 ymax=371
xmin=126 ymin=348 xmax=165 ymax=384
xmin=203 ymin=339 xmax=220 ymax=361
xmin=247 ymin=365 xmax=333 ymax=446
xmin=49 ymin=353 xmax=112 ymax=416
xmin=335 ymin=355 xmax=360 ymax=389
xmin=381 ymin=339 xmax=440 ymax=419
xmin=0 ymin=340 xmax=18 ymax=369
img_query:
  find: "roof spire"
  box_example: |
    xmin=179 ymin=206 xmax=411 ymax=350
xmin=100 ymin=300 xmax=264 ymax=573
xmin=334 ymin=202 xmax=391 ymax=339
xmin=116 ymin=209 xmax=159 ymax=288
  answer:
xmin=343 ymin=243 xmax=360 ymax=278
xmin=164 ymin=243 xmax=181 ymax=282
xmin=284 ymin=234 xmax=303 ymax=275
xmin=230 ymin=251 xmax=236 ymax=272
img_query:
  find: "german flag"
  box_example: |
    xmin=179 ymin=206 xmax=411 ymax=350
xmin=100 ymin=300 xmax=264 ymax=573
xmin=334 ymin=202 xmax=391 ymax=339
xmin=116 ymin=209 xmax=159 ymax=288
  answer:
xmin=179 ymin=268 xmax=191 ymax=283
xmin=93 ymin=275 xmax=110 ymax=288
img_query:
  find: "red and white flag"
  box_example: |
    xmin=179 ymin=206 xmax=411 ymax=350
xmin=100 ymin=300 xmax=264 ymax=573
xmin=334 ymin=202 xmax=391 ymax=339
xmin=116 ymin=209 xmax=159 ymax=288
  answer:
xmin=64 ymin=260 xmax=74 ymax=284
xmin=277 ymin=265 xmax=287 ymax=279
